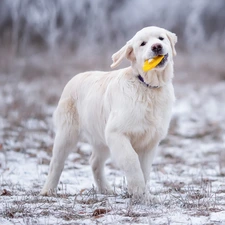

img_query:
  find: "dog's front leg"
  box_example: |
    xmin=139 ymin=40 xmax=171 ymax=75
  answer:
xmin=105 ymin=128 xmax=145 ymax=197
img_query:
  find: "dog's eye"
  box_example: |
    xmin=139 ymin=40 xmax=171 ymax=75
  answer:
xmin=140 ymin=41 xmax=147 ymax=46
xmin=159 ymin=37 xmax=164 ymax=41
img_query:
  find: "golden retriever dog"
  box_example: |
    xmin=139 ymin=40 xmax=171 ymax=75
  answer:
xmin=41 ymin=26 xmax=177 ymax=198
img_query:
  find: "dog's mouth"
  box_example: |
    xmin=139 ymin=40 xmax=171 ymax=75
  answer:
xmin=156 ymin=53 xmax=168 ymax=67
xmin=143 ymin=53 xmax=169 ymax=72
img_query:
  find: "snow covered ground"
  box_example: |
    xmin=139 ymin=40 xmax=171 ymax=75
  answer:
xmin=0 ymin=53 xmax=225 ymax=224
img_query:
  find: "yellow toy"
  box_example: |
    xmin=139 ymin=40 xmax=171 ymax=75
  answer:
xmin=142 ymin=55 xmax=164 ymax=72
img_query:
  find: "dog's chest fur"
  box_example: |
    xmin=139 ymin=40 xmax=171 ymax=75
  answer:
xmin=122 ymin=83 xmax=175 ymax=151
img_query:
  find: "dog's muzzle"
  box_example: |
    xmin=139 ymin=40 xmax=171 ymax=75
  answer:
xmin=157 ymin=53 xmax=168 ymax=67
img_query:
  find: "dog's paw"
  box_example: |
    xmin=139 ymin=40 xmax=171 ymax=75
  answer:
xmin=40 ymin=188 xmax=56 ymax=196
xmin=125 ymin=182 xmax=147 ymax=203
xmin=128 ymin=182 xmax=145 ymax=197
xmin=98 ymin=186 xmax=114 ymax=195
xmin=130 ymin=191 xmax=146 ymax=203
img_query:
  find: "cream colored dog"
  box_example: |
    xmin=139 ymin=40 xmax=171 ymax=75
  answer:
xmin=41 ymin=26 xmax=177 ymax=197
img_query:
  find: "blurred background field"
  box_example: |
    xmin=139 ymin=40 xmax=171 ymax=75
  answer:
xmin=0 ymin=0 xmax=225 ymax=123
xmin=0 ymin=0 xmax=225 ymax=74
xmin=0 ymin=1 xmax=225 ymax=224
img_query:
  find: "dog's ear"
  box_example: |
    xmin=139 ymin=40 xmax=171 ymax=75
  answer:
xmin=166 ymin=31 xmax=177 ymax=56
xmin=110 ymin=41 xmax=135 ymax=69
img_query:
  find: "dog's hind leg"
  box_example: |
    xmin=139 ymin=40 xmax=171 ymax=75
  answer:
xmin=40 ymin=98 xmax=79 ymax=195
xmin=89 ymin=145 xmax=112 ymax=194
xmin=138 ymin=145 xmax=158 ymax=183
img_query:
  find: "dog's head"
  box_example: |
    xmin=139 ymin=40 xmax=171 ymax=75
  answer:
xmin=111 ymin=26 xmax=177 ymax=72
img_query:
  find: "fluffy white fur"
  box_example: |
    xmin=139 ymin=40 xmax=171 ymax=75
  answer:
xmin=41 ymin=26 xmax=177 ymax=197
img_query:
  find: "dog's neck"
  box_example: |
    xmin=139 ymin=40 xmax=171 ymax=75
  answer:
xmin=137 ymin=74 xmax=160 ymax=89
xmin=133 ymin=62 xmax=174 ymax=88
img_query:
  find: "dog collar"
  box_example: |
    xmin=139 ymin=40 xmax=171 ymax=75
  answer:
xmin=137 ymin=74 xmax=159 ymax=89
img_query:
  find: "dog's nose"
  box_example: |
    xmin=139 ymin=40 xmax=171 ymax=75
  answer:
xmin=151 ymin=43 xmax=162 ymax=53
